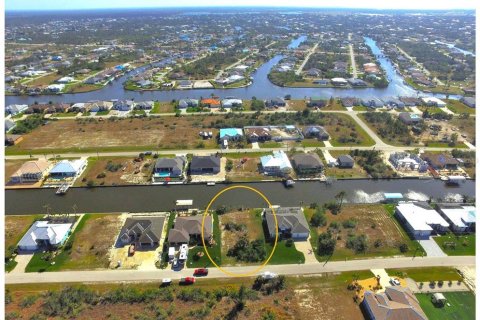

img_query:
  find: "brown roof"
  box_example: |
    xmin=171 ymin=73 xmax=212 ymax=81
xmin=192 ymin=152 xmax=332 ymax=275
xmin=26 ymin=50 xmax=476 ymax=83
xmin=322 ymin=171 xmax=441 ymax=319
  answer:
xmin=363 ymin=287 xmax=427 ymax=320
xmin=168 ymin=215 xmax=212 ymax=243
xmin=13 ymin=160 xmax=50 ymax=176
xmin=421 ymin=153 xmax=458 ymax=168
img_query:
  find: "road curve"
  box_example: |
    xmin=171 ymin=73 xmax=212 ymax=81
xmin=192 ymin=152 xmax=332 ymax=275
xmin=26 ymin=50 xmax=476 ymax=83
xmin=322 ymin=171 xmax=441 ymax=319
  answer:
xmin=6 ymin=256 xmax=474 ymax=284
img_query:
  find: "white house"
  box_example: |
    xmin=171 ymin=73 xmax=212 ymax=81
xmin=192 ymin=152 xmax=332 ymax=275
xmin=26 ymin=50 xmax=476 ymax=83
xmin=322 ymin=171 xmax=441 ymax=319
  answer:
xmin=260 ymin=150 xmax=293 ymax=176
xmin=422 ymin=97 xmax=447 ymax=107
xmin=57 ymin=76 xmax=75 ymax=83
xmin=49 ymin=158 xmax=87 ymax=179
xmin=389 ymin=152 xmax=428 ymax=172
xmin=17 ymin=220 xmax=73 ymax=251
xmin=437 ymin=204 xmax=476 ymax=233
xmin=6 ymin=104 xmax=28 ymax=115
xmin=221 ymin=98 xmax=243 ymax=108
xmin=395 ymin=202 xmax=449 ymax=239
xmin=46 ymin=84 xmax=65 ymax=92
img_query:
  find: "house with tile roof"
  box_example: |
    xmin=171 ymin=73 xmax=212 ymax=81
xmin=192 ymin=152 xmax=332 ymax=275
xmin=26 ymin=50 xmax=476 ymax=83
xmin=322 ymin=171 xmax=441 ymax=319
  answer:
xmin=362 ymin=286 xmax=427 ymax=320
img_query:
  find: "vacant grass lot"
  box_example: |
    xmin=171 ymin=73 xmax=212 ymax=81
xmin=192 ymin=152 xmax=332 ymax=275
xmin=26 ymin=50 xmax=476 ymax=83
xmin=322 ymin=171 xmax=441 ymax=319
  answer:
xmin=416 ymin=291 xmax=475 ymax=320
xmin=7 ymin=117 xmax=219 ymax=154
xmin=151 ymin=101 xmax=175 ymax=113
xmin=225 ymin=156 xmax=277 ymax=182
xmin=220 ymin=210 xmax=265 ymax=266
xmin=445 ymin=99 xmax=475 ymax=114
xmin=74 ymin=156 xmax=154 ymax=186
xmin=5 ymin=272 xmax=366 ymax=320
xmin=306 ymin=204 xmax=424 ymax=262
xmin=25 ymin=214 xmax=121 ymax=272
xmin=433 ymin=234 xmax=475 ymax=256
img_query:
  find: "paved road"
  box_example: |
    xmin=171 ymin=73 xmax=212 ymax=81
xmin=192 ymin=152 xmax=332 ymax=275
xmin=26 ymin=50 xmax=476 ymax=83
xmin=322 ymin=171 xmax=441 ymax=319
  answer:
xmin=6 ymin=256 xmax=474 ymax=284
xmin=295 ymin=43 xmax=319 ymax=75
xmin=349 ymin=44 xmax=358 ymax=78
xmin=396 ymin=46 xmax=444 ymax=86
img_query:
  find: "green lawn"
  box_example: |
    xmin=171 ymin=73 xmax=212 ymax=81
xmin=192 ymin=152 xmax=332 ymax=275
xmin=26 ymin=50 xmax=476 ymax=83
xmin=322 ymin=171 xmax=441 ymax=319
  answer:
xmin=259 ymin=141 xmax=283 ymax=149
xmin=424 ymin=142 xmax=468 ymax=149
xmin=187 ymin=212 xmax=222 ymax=268
xmin=299 ymin=139 xmax=325 ymax=148
xmin=416 ymin=291 xmax=475 ymax=320
xmin=445 ymin=100 xmax=476 ymax=115
xmin=352 ymin=106 xmax=368 ymax=111
xmin=95 ymin=110 xmax=110 ymax=116
xmin=266 ymin=240 xmax=305 ymax=265
xmin=53 ymin=112 xmax=79 ymax=118
xmin=433 ymin=234 xmax=475 ymax=256
xmin=386 ymin=267 xmax=462 ymax=282
xmin=25 ymin=215 xmax=89 ymax=273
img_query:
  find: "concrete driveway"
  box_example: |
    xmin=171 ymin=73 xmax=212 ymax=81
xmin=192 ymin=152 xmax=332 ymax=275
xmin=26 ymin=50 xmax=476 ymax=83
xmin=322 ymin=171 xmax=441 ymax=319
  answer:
xmin=370 ymin=268 xmax=391 ymax=292
xmin=418 ymin=238 xmax=447 ymax=257
xmin=294 ymin=239 xmax=318 ymax=264
xmin=10 ymin=253 xmax=34 ymax=273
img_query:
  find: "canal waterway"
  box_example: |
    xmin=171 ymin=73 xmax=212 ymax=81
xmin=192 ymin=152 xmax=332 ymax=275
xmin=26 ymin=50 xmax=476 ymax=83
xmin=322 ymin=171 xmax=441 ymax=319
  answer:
xmin=5 ymin=37 xmax=457 ymax=106
xmin=5 ymin=179 xmax=475 ymax=215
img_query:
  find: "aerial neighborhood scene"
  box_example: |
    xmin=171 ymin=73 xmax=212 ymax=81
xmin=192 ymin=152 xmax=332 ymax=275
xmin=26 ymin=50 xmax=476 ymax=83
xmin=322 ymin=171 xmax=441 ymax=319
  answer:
xmin=2 ymin=0 xmax=477 ymax=319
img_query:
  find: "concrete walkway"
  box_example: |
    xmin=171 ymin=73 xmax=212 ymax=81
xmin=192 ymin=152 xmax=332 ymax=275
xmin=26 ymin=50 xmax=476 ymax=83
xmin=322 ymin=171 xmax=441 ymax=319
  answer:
xmin=418 ymin=238 xmax=447 ymax=257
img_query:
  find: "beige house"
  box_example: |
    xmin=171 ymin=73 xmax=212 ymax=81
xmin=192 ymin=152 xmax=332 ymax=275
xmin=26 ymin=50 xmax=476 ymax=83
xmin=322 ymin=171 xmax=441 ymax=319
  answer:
xmin=10 ymin=160 xmax=51 ymax=184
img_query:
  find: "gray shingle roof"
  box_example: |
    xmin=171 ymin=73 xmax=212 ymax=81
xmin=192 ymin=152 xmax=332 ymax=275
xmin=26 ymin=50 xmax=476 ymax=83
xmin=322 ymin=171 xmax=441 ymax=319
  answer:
xmin=264 ymin=207 xmax=309 ymax=235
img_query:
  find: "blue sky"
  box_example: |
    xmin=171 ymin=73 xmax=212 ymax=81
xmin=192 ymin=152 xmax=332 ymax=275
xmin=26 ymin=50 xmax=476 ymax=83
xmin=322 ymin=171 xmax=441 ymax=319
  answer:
xmin=5 ymin=0 xmax=476 ymax=11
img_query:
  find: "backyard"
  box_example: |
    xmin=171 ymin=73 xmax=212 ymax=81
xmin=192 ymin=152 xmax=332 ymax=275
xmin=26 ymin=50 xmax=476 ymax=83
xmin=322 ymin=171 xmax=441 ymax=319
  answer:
xmin=225 ymin=155 xmax=276 ymax=182
xmin=323 ymin=150 xmax=369 ymax=178
xmin=416 ymin=291 xmax=475 ymax=320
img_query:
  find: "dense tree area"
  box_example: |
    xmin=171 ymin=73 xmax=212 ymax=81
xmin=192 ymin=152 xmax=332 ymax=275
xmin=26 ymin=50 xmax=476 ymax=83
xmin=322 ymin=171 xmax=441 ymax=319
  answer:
xmin=350 ymin=149 xmax=397 ymax=179
xmin=399 ymin=41 xmax=454 ymax=76
xmin=422 ymin=109 xmax=454 ymax=121
xmin=11 ymin=115 xmax=44 ymax=134
xmin=227 ymin=237 xmax=266 ymax=262
xmin=317 ymin=231 xmax=336 ymax=256
xmin=176 ymin=49 xmax=245 ymax=79
xmin=346 ymin=234 xmax=368 ymax=253
xmin=310 ymin=208 xmax=327 ymax=227
xmin=303 ymin=52 xmax=350 ymax=78
xmin=268 ymin=71 xmax=304 ymax=86
xmin=363 ymin=112 xmax=413 ymax=145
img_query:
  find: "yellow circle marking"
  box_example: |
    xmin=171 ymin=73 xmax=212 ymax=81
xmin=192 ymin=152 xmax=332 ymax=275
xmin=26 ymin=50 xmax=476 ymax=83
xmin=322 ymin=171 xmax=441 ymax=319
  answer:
xmin=201 ymin=185 xmax=278 ymax=277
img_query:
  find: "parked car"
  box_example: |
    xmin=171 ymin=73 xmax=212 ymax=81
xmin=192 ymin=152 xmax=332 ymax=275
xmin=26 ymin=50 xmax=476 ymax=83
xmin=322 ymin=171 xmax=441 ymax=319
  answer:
xmin=180 ymin=277 xmax=195 ymax=285
xmin=193 ymin=268 xmax=209 ymax=276
xmin=161 ymin=278 xmax=172 ymax=286
xmin=390 ymin=278 xmax=400 ymax=286
xmin=261 ymin=271 xmax=277 ymax=279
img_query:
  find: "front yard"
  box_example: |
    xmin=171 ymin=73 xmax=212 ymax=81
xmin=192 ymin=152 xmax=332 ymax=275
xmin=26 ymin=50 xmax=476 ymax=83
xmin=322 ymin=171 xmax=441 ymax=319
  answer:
xmin=433 ymin=234 xmax=475 ymax=256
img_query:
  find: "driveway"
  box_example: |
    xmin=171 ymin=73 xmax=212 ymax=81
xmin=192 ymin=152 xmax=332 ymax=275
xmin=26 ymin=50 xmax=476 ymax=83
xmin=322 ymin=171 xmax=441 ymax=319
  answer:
xmin=370 ymin=268 xmax=391 ymax=292
xmin=10 ymin=252 xmax=34 ymax=273
xmin=418 ymin=238 xmax=447 ymax=257
xmin=294 ymin=239 xmax=318 ymax=264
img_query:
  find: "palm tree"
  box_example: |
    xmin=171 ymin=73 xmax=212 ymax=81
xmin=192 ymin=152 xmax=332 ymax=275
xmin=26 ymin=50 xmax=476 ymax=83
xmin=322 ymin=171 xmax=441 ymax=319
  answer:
xmin=335 ymin=191 xmax=347 ymax=211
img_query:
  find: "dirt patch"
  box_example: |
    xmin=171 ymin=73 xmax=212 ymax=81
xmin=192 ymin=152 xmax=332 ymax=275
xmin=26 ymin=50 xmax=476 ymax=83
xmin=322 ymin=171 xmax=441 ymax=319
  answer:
xmin=76 ymin=157 xmax=153 ymax=186
xmin=5 ymin=160 xmax=26 ymax=184
xmin=12 ymin=117 xmax=219 ymax=151
xmin=226 ymin=157 xmax=267 ymax=182
xmin=62 ymin=214 xmax=122 ymax=270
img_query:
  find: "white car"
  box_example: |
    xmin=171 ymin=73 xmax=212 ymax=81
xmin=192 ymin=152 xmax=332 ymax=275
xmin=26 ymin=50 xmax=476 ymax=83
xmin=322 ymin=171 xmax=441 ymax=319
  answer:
xmin=390 ymin=278 xmax=400 ymax=286
xmin=261 ymin=271 xmax=277 ymax=279
xmin=162 ymin=278 xmax=172 ymax=285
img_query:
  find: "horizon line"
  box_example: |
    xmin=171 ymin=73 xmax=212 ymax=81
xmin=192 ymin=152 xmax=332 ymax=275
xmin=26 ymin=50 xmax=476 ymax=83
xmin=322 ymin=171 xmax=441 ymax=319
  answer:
xmin=5 ymin=5 xmax=476 ymax=12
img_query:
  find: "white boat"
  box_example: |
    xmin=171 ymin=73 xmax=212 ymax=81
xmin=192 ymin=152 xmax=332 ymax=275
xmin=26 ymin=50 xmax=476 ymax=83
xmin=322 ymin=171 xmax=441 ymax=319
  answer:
xmin=56 ymin=183 xmax=69 ymax=195
xmin=207 ymin=182 xmax=216 ymax=186
xmin=284 ymin=179 xmax=295 ymax=187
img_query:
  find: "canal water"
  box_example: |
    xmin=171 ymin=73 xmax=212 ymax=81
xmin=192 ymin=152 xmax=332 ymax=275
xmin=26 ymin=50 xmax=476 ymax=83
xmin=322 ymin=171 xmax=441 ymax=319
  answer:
xmin=5 ymin=179 xmax=475 ymax=215
xmin=5 ymin=37 xmax=457 ymax=106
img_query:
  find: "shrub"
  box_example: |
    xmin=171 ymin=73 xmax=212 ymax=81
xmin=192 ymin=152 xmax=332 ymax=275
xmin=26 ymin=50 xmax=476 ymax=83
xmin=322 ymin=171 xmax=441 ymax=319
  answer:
xmin=346 ymin=234 xmax=368 ymax=253
xmin=227 ymin=237 xmax=266 ymax=262
xmin=342 ymin=219 xmax=357 ymax=229
xmin=225 ymin=159 xmax=233 ymax=172
xmin=20 ymin=295 xmax=38 ymax=308
xmin=317 ymin=231 xmax=336 ymax=256
xmin=285 ymin=239 xmax=294 ymax=247
xmin=399 ymin=243 xmax=409 ymax=253
xmin=310 ymin=208 xmax=327 ymax=227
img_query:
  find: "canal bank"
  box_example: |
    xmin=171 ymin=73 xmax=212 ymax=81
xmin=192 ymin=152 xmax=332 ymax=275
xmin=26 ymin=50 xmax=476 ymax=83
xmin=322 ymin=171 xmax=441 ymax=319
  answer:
xmin=5 ymin=37 xmax=459 ymax=106
xmin=5 ymin=179 xmax=475 ymax=215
